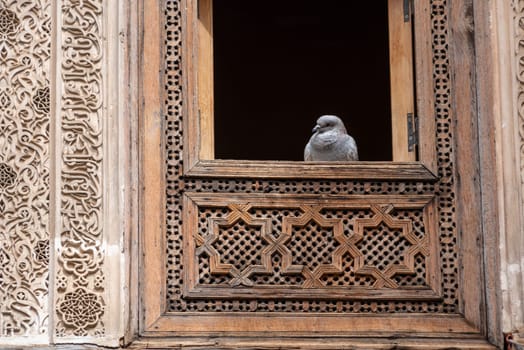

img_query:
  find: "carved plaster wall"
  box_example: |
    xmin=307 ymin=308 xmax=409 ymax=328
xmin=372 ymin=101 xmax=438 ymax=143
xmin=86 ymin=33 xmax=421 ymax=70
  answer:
xmin=0 ymin=0 xmax=51 ymax=341
xmin=53 ymin=0 xmax=106 ymax=338
xmin=52 ymin=0 xmax=131 ymax=345
xmin=0 ymin=0 xmax=130 ymax=346
xmin=497 ymin=0 xmax=524 ymax=336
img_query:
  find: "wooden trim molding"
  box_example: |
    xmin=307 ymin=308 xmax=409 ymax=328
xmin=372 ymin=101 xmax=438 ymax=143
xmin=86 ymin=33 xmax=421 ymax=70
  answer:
xmin=144 ymin=314 xmax=481 ymax=337
xmin=140 ymin=0 xmax=166 ymax=334
xmin=131 ymin=337 xmax=497 ymax=350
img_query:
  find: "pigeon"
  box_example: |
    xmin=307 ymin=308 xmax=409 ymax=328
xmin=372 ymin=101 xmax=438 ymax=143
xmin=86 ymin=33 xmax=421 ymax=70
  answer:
xmin=304 ymin=115 xmax=359 ymax=161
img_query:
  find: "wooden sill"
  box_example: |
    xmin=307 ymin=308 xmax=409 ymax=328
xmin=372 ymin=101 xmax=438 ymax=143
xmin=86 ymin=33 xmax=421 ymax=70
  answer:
xmin=184 ymin=160 xmax=438 ymax=180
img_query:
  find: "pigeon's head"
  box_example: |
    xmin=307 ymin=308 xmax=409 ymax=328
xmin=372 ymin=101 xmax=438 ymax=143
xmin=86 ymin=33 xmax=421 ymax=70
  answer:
xmin=312 ymin=115 xmax=347 ymax=135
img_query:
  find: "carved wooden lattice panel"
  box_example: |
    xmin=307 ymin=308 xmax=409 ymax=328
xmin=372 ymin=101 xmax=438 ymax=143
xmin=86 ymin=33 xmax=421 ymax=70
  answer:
xmin=183 ymin=194 xmax=439 ymax=300
xmin=161 ymin=0 xmax=458 ymax=316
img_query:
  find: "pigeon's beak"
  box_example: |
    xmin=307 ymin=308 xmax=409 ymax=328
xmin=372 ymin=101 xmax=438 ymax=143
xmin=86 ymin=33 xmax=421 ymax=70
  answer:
xmin=312 ymin=125 xmax=320 ymax=133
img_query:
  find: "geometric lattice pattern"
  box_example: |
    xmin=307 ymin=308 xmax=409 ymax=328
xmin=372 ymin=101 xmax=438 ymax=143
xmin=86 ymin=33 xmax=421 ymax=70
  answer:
xmin=195 ymin=204 xmax=271 ymax=287
xmin=353 ymin=205 xmax=430 ymax=288
xmin=186 ymin=195 xmax=437 ymax=300
xmin=165 ymin=0 xmax=457 ymax=314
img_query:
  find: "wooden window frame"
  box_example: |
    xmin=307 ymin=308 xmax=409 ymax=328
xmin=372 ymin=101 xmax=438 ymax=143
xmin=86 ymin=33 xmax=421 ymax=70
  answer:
xmin=183 ymin=0 xmax=437 ymax=180
xmin=139 ymin=0 xmax=498 ymax=346
xmin=139 ymin=0 xmax=500 ymax=349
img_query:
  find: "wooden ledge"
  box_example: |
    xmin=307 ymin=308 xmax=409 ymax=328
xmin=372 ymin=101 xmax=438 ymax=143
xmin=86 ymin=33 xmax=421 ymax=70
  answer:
xmin=185 ymin=160 xmax=438 ymax=180
xmin=131 ymin=336 xmax=496 ymax=349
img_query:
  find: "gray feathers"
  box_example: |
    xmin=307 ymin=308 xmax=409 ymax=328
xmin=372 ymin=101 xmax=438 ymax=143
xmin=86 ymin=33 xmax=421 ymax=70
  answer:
xmin=304 ymin=115 xmax=358 ymax=161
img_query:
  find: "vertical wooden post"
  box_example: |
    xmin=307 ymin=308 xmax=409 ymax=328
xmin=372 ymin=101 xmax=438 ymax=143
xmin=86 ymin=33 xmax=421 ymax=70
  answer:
xmin=389 ymin=0 xmax=416 ymax=161
xmin=198 ymin=0 xmax=214 ymax=160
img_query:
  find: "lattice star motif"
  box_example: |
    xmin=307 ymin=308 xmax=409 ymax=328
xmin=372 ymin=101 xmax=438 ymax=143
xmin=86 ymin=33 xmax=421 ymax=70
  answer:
xmin=0 ymin=163 xmax=16 ymax=190
xmin=281 ymin=205 xmax=362 ymax=288
xmin=353 ymin=204 xmax=430 ymax=288
xmin=195 ymin=204 xmax=273 ymax=287
xmin=56 ymin=288 xmax=103 ymax=333
xmin=34 ymin=240 xmax=49 ymax=265
xmin=0 ymin=8 xmax=20 ymax=36
xmin=32 ymin=87 xmax=50 ymax=114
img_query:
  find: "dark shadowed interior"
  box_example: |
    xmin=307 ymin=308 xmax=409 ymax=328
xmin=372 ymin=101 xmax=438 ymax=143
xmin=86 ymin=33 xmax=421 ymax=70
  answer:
xmin=213 ymin=0 xmax=392 ymax=161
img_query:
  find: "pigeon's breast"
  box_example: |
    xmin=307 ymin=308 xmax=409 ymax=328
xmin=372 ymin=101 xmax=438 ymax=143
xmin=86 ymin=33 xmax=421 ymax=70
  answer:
xmin=312 ymin=132 xmax=338 ymax=148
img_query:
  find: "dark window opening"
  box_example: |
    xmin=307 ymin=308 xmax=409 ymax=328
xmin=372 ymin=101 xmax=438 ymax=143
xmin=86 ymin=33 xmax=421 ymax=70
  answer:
xmin=213 ymin=0 xmax=392 ymax=161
